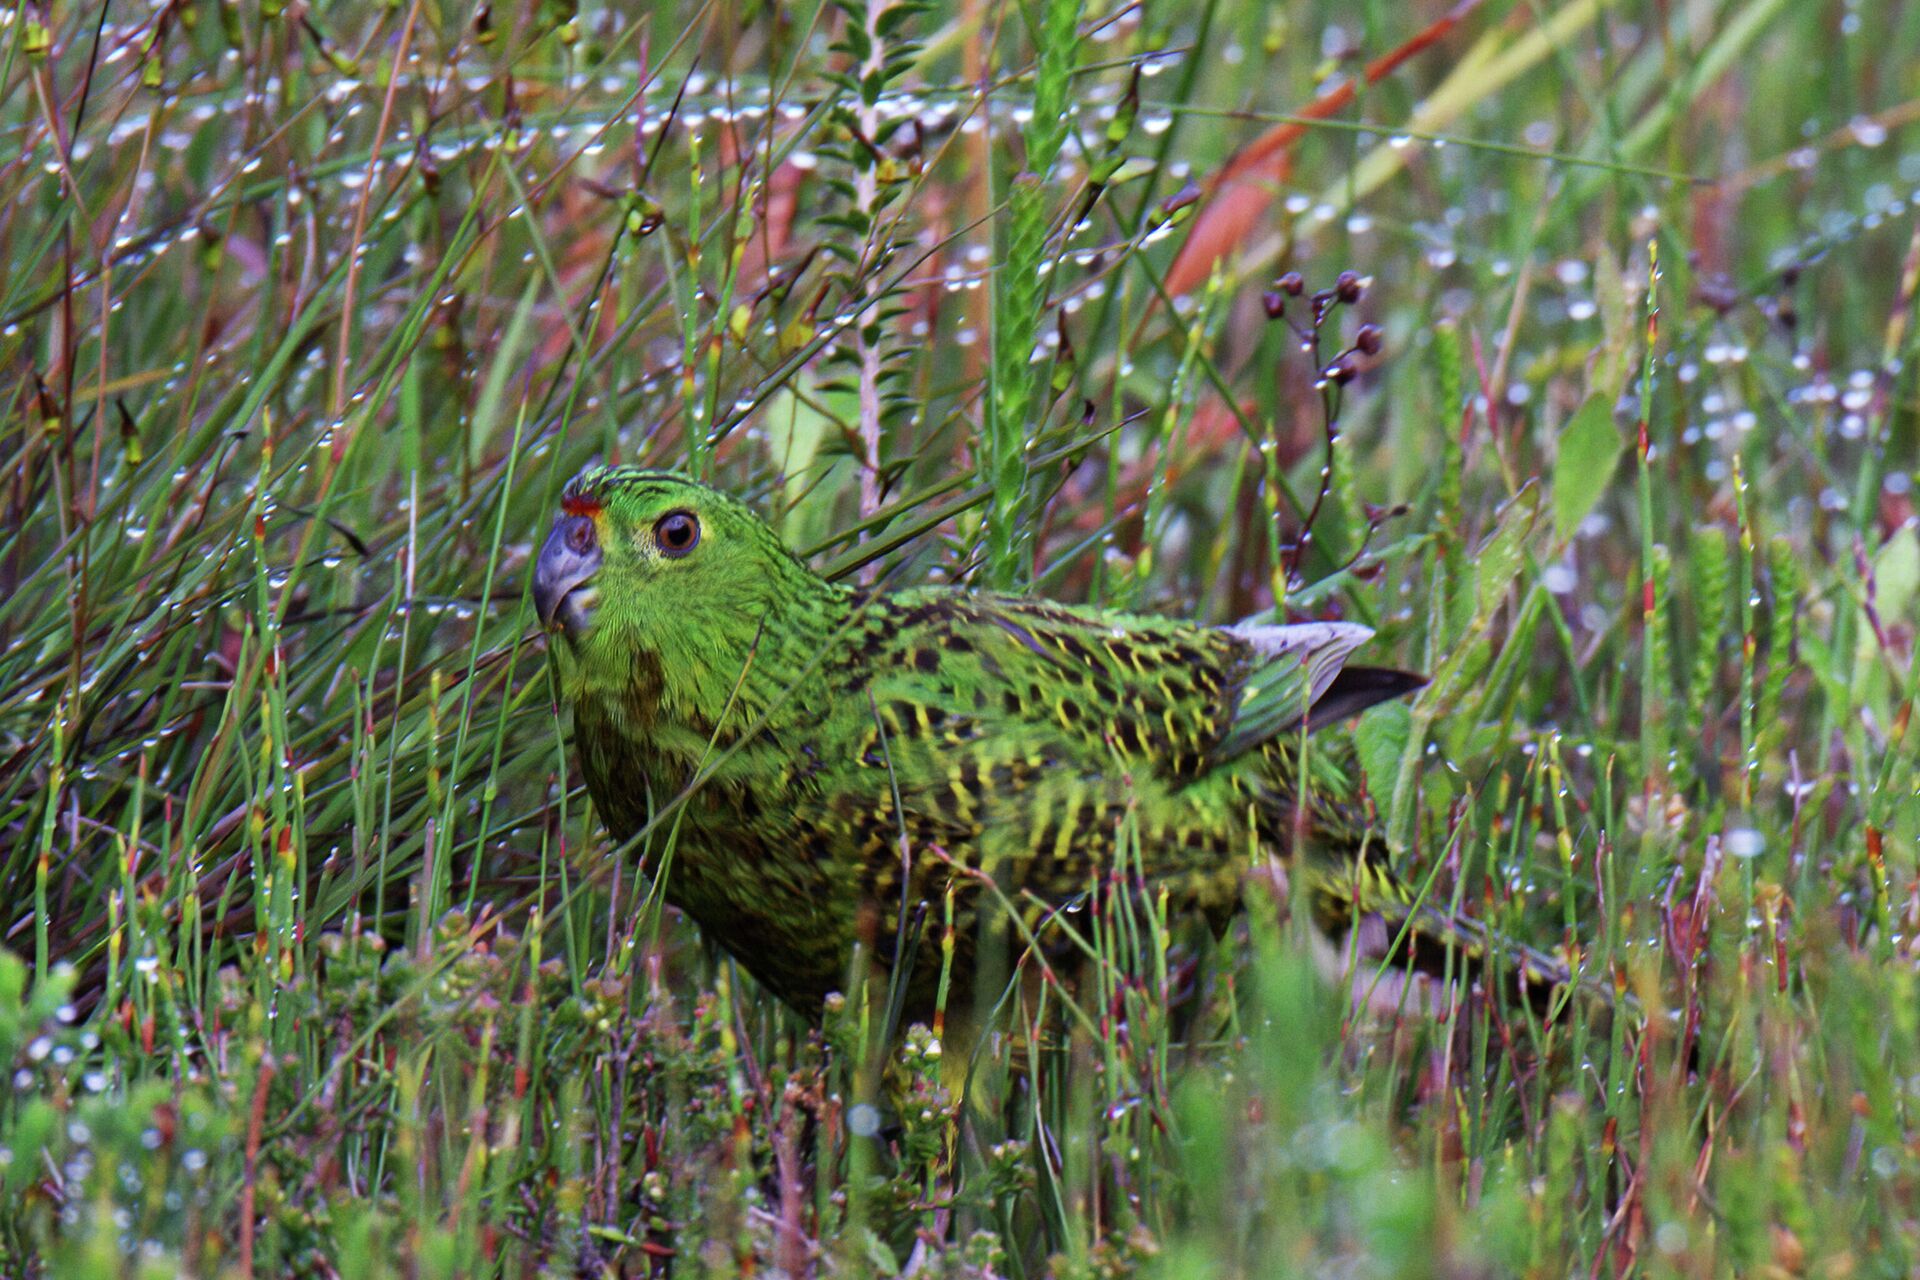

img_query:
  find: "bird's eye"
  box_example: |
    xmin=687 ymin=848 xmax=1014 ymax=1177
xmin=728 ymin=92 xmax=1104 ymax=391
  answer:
xmin=653 ymin=510 xmax=701 ymax=558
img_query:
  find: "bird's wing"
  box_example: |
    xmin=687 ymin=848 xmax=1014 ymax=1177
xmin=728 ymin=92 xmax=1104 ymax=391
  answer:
xmin=845 ymin=590 xmax=1234 ymax=779
xmin=848 ymin=591 xmax=1419 ymax=782
xmin=1208 ymin=620 xmax=1424 ymax=761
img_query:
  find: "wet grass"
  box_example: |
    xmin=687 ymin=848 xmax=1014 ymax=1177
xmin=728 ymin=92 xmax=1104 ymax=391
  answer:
xmin=3 ymin=0 xmax=1919 ymax=1274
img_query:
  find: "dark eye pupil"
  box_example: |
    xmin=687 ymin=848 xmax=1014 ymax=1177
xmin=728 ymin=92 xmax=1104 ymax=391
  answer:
xmin=655 ymin=511 xmax=700 ymax=555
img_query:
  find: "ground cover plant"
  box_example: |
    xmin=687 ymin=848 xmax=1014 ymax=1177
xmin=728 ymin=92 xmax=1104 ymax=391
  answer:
xmin=3 ymin=0 xmax=1919 ymax=1274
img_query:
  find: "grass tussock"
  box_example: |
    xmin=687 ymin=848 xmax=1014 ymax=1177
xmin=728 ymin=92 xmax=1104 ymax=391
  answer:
xmin=2 ymin=0 xmax=1919 ymax=1275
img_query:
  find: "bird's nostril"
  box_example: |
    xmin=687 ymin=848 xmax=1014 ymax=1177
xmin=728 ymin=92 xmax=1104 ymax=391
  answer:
xmin=564 ymin=518 xmax=595 ymax=554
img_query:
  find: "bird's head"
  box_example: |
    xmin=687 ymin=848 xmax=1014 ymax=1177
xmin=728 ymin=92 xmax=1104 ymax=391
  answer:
xmin=532 ymin=468 xmax=830 ymax=686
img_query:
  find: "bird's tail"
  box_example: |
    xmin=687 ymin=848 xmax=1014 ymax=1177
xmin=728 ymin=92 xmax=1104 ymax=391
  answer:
xmin=1299 ymin=844 xmax=1592 ymax=1015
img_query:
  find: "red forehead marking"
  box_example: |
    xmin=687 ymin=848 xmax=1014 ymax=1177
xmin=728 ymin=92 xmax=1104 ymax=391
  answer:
xmin=561 ymin=494 xmax=603 ymax=517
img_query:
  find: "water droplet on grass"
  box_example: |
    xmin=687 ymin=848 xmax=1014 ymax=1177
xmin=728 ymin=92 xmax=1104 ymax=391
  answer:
xmin=848 ymin=1103 xmax=881 ymax=1137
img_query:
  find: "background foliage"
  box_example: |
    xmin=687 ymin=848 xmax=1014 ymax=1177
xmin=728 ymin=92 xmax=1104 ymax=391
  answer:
xmin=3 ymin=0 xmax=1919 ymax=1274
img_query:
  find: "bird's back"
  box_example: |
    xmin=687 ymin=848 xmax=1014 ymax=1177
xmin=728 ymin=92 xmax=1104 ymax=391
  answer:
xmin=600 ymin=586 xmax=1395 ymax=1017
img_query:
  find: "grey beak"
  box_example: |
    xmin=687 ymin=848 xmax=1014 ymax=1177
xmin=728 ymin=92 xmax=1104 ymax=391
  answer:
xmin=532 ymin=515 xmax=601 ymax=632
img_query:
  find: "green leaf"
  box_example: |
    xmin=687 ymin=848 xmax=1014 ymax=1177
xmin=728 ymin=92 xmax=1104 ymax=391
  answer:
xmin=1552 ymin=394 xmax=1622 ymax=543
xmin=1475 ymin=483 xmax=1542 ymax=621
xmin=1853 ymin=525 xmax=1920 ymax=695
xmin=1593 ymin=247 xmax=1634 ymax=401
xmin=861 ymin=1227 xmax=902 ymax=1276
xmin=0 ymin=949 xmax=21 ymax=1012
xmin=756 ymin=376 xmax=840 ymax=545
xmin=6 ymin=1099 xmax=55 ymax=1195
xmin=1431 ymin=320 xmax=1465 ymax=529
xmin=469 ymin=275 xmax=543 ymax=469
xmin=1387 ymin=485 xmax=1540 ymax=850
xmin=1354 ymin=700 xmax=1411 ymax=806
xmin=1873 ymin=525 xmax=1920 ymax=620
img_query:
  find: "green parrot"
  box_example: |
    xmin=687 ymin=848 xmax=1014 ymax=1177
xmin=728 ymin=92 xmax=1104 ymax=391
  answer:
xmin=532 ymin=467 xmax=1546 ymax=1029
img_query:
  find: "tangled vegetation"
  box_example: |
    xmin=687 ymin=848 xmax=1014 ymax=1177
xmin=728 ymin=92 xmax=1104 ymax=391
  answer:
xmin=2 ymin=0 xmax=1918 ymax=1274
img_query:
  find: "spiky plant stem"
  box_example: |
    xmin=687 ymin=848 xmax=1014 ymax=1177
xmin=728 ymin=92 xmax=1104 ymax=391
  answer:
xmin=984 ymin=0 xmax=1082 ymax=590
xmin=853 ymin=0 xmax=890 ymax=521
